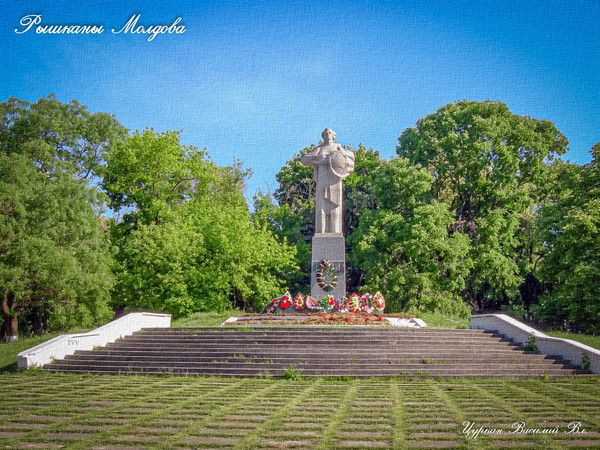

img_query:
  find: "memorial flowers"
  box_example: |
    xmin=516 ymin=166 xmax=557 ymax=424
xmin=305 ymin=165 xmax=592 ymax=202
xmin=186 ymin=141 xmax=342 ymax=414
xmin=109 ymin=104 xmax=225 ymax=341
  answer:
xmin=360 ymin=293 xmax=375 ymax=314
xmin=315 ymin=259 xmax=337 ymax=292
xmin=373 ymin=292 xmax=385 ymax=312
xmin=261 ymin=292 xmax=385 ymax=315
xmin=336 ymin=297 xmax=348 ymax=313
xmin=318 ymin=294 xmax=336 ymax=312
xmin=306 ymin=296 xmax=318 ymax=309
xmin=347 ymin=293 xmax=361 ymax=314
xmin=278 ymin=292 xmax=292 ymax=310
xmin=293 ymin=293 xmax=305 ymax=311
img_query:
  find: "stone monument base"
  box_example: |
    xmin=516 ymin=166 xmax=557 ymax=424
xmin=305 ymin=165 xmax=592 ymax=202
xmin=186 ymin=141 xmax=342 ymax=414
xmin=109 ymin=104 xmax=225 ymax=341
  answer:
xmin=311 ymin=233 xmax=346 ymax=301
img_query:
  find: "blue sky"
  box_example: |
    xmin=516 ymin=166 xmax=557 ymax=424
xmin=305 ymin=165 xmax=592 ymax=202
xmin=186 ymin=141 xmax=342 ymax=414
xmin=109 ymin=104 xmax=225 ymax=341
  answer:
xmin=2 ymin=0 xmax=599 ymax=202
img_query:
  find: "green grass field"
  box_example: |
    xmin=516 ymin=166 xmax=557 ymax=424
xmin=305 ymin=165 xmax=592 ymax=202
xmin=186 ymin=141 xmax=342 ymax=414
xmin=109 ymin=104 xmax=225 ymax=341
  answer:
xmin=2 ymin=312 xmax=599 ymax=447
xmin=0 ymin=373 xmax=599 ymax=448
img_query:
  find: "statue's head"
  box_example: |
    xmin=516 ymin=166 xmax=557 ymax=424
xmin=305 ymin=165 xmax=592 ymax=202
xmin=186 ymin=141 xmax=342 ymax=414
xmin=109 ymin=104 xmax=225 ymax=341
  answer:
xmin=321 ymin=128 xmax=336 ymax=143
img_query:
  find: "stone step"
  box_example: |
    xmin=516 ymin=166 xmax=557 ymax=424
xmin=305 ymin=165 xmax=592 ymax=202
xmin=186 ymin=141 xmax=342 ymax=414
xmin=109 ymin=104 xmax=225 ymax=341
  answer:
xmin=55 ymin=359 xmax=575 ymax=371
xmin=108 ymin=335 xmax=519 ymax=344
xmin=118 ymin=333 xmax=512 ymax=344
xmin=138 ymin=327 xmax=495 ymax=337
xmin=43 ymin=365 xmax=589 ymax=378
xmin=154 ymin=326 xmax=489 ymax=332
xmin=42 ymin=326 xmax=592 ymax=379
xmin=75 ymin=346 xmax=537 ymax=360
xmin=95 ymin=348 xmax=530 ymax=359
xmin=65 ymin=353 xmax=556 ymax=363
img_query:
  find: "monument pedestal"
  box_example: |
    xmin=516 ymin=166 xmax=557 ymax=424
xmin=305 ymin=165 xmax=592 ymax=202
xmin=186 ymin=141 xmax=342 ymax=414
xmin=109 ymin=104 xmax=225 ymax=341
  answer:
xmin=310 ymin=233 xmax=346 ymax=301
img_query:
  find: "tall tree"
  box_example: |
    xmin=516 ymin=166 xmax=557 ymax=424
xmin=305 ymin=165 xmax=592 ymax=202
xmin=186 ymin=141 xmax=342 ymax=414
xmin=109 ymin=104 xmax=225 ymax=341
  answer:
xmin=397 ymin=100 xmax=569 ymax=309
xmin=104 ymin=129 xmax=296 ymax=317
xmin=0 ymin=154 xmax=114 ymax=340
xmin=534 ymin=143 xmax=600 ymax=333
xmin=349 ymin=158 xmax=471 ymax=315
xmin=0 ymin=95 xmax=124 ymax=340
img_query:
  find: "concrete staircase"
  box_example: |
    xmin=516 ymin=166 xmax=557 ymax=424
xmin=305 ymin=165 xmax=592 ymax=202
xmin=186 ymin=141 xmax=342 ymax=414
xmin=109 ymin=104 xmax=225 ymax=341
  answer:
xmin=43 ymin=327 xmax=592 ymax=378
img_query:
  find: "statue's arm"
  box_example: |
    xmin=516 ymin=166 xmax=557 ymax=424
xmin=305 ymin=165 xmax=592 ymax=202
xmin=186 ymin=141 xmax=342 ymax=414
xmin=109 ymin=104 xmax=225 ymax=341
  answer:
xmin=300 ymin=148 xmax=322 ymax=166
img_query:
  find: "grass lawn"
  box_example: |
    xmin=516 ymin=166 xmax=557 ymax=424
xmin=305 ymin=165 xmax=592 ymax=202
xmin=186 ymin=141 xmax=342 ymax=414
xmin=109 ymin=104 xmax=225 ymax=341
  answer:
xmin=0 ymin=373 xmax=599 ymax=448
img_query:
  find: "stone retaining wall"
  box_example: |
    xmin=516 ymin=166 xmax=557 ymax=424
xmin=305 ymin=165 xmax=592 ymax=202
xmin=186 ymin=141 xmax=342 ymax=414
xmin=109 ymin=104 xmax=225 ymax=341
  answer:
xmin=17 ymin=312 xmax=171 ymax=369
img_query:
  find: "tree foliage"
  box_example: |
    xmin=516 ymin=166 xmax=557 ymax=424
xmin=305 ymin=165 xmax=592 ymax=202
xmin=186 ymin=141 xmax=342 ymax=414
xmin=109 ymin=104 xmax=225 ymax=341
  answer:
xmin=0 ymin=95 xmax=123 ymax=340
xmin=397 ymin=100 xmax=569 ymax=309
xmin=1 ymin=94 xmax=126 ymax=181
xmin=349 ymin=158 xmax=471 ymax=315
xmin=104 ymin=130 xmax=296 ymax=317
xmin=533 ymin=143 xmax=600 ymax=333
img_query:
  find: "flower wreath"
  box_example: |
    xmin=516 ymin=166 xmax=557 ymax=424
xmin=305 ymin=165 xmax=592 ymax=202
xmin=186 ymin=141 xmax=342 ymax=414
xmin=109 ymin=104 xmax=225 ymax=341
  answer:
xmin=373 ymin=291 xmax=385 ymax=312
xmin=347 ymin=293 xmax=361 ymax=313
xmin=360 ymin=293 xmax=375 ymax=314
xmin=316 ymin=259 xmax=337 ymax=292
xmin=293 ymin=293 xmax=305 ymax=310
xmin=318 ymin=294 xmax=336 ymax=312
xmin=278 ymin=292 xmax=293 ymax=310
xmin=261 ymin=297 xmax=279 ymax=314
xmin=305 ymin=296 xmax=318 ymax=310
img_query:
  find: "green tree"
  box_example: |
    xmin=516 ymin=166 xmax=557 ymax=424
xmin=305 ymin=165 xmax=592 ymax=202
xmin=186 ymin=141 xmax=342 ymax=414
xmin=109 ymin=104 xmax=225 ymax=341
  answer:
xmin=0 ymin=95 xmax=124 ymax=340
xmin=1 ymin=94 xmax=126 ymax=181
xmin=0 ymin=154 xmax=114 ymax=340
xmin=349 ymin=158 xmax=471 ymax=315
xmin=397 ymin=100 xmax=569 ymax=309
xmin=104 ymin=130 xmax=296 ymax=317
xmin=533 ymin=143 xmax=600 ymax=333
xmin=252 ymin=192 xmax=310 ymax=294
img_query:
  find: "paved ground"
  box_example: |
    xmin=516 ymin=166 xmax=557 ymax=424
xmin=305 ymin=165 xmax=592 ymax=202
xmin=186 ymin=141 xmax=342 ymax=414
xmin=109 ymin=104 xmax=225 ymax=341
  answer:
xmin=0 ymin=373 xmax=599 ymax=448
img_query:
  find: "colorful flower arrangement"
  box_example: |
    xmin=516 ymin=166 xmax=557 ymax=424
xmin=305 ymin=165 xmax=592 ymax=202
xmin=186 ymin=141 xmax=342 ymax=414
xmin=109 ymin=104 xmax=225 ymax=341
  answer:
xmin=261 ymin=291 xmax=385 ymax=315
xmin=335 ymin=296 xmax=349 ymax=313
xmin=372 ymin=292 xmax=385 ymax=312
xmin=306 ymin=296 xmax=318 ymax=309
xmin=346 ymin=293 xmax=361 ymax=313
xmin=318 ymin=294 xmax=336 ymax=312
xmin=356 ymin=293 xmax=371 ymax=314
xmin=293 ymin=293 xmax=305 ymax=311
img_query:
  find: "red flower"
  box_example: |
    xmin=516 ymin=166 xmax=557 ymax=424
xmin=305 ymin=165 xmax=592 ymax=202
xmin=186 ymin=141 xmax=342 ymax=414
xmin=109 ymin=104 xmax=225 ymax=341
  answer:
xmin=365 ymin=317 xmax=369 ymax=321
xmin=279 ymin=300 xmax=291 ymax=309
xmin=329 ymin=298 xmax=335 ymax=305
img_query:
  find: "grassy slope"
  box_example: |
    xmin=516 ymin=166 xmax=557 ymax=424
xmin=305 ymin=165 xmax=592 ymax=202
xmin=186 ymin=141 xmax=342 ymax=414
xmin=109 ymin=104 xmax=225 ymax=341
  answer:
xmin=546 ymin=331 xmax=600 ymax=350
xmin=0 ymin=333 xmax=62 ymax=373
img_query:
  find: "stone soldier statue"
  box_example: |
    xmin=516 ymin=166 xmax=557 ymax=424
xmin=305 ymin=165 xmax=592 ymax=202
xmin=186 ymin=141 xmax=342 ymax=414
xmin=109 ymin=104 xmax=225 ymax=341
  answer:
xmin=301 ymin=128 xmax=355 ymax=234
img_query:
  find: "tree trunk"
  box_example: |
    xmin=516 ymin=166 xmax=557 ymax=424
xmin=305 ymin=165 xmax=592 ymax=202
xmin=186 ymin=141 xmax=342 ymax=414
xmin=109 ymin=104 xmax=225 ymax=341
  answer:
xmin=113 ymin=304 xmax=126 ymax=320
xmin=31 ymin=306 xmax=45 ymax=336
xmin=1 ymin=291 xmax=18 ymax=342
